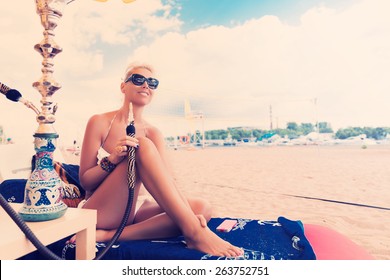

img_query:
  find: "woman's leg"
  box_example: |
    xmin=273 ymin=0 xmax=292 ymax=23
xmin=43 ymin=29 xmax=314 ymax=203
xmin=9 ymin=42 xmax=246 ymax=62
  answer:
xmin=82 ymin=162 xmax=211 ymax=231
xmin=134 ymin=197 xmax=212 ymax=224
xmin=69 ymin=197 xmax=210 ymax=244
xmin=81 ymin=159 xmax=140 ymax=229
xmin=82 ymin=136 xmax=242 ymax=256
xmin=132 ymin=137 xmax=243 ymax=257
xmin=95 ymin=198 xmax=212 ymax=242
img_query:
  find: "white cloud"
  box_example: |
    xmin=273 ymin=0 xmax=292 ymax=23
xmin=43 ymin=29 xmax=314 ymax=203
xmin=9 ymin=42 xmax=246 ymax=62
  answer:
xmin=128 ymin=0 xmax=390 ymax=133
xmin=1 ymin=0 xmax=390 ymax=143
xmin=1 ymin=0 xmax=182 ymax=143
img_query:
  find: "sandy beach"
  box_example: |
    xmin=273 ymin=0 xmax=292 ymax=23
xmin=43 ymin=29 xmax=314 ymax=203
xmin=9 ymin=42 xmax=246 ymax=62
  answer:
xmin=62 ymin=144 xmax=390 ymax=259
xmin=165 ymin=145 xmax=390 ymax=260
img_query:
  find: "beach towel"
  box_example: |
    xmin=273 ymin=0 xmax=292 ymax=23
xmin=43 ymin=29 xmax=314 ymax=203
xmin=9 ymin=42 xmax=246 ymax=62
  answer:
xmin=16 ymin=216 xmax=315 ymax=260
xmin=0 ymin=179 xmax=315 ymax=260
xmin=0 ymin=160 xmax=316 ymax=260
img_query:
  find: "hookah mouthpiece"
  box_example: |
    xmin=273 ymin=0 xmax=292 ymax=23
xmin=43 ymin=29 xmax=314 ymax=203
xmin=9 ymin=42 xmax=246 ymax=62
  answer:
xmin=0 ymin=82 xmax=22 ymax=102
xmin=6 ymin=89 xmax=22 ymax=102
xmin=126 ymin=122 xmax=136 ymax=135
xmin=0 ymin=81 xmax=40 ymax=115
xmin=126 ymin=103 xmax=135 ymax=136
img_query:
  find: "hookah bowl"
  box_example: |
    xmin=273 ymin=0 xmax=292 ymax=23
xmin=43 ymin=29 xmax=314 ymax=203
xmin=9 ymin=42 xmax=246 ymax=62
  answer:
xmin=18 ymin=0 xmax=71 ymax=221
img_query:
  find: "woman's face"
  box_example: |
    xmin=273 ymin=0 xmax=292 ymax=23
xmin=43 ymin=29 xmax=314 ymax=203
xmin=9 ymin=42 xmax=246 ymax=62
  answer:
xmin=121 ymin=67 xmax=158 ymax=106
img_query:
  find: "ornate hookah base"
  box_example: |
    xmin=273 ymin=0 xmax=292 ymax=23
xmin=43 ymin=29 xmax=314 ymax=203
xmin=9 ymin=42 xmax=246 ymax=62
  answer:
xmin=17 ymin=0 xmax=71 ymax=221
xmin=18 ymin=133 xmax=67 ymax=222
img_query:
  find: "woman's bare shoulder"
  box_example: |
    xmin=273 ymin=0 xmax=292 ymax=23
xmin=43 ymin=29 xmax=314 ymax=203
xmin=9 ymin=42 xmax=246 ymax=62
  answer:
xmin=88 ymin=111 xmax=117 ymax=125
xmin=85 ymin=111 xmax=117 ymax=137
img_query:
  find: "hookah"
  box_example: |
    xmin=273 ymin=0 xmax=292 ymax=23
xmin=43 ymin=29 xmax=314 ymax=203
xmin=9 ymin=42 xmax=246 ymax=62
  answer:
xmin=0 ymin=0 xmax=137 ymax=260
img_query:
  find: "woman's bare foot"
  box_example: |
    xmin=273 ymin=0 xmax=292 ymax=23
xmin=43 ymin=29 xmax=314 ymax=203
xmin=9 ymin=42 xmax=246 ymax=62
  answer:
xmin=185 ymin=226 xmax=243 ymax=257
xmin=67 ymin=235 xmax=76 ymax=244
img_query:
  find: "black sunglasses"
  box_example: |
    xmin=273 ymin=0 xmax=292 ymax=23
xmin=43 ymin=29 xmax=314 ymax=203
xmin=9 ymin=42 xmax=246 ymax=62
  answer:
xmin=125 ymin=73 xmax=159 ymax=89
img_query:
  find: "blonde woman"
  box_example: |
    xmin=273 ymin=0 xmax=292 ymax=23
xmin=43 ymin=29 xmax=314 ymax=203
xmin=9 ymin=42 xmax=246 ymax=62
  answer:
xmin=73 ymin=62 xmax=243 ymax=257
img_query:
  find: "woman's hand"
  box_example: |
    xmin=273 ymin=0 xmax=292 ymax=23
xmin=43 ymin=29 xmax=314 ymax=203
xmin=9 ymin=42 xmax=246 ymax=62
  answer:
xmin=108 ymin=136 xmax=139 ymax=164
xmin=196 ymin=214 xmax=208 ymax=228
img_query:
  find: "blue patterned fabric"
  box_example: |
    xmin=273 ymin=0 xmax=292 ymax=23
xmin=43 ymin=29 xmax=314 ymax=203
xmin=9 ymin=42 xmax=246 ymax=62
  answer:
xmin=0 ymin=179 xmax=26 ymax=204
xmin=1 ymin=176 xmax=316 ymax=260
xmin=17 ymin=217 xmax=315 ymax=260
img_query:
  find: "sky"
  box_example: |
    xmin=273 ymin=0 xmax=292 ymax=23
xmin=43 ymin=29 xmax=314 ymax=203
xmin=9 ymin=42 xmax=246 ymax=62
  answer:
xmin=1 ymin=0 xmax=389 ymax=146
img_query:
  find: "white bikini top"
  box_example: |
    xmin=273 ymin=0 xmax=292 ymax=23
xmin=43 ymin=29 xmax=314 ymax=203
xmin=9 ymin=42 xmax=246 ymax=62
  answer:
xmin=97 ymin=146 xmax=110 ymax=164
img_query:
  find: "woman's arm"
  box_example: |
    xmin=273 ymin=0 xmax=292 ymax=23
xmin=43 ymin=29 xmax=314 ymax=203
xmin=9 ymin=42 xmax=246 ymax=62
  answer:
xmin=79 ymin=114 xmax=116 ymax=192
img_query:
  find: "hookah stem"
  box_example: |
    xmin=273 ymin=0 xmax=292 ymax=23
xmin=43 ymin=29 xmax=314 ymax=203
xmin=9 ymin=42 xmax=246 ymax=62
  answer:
xmin=95 ymin=120 xmax=136 ymax=259
xmin=0 ymin=193 xmax=62 ymax=260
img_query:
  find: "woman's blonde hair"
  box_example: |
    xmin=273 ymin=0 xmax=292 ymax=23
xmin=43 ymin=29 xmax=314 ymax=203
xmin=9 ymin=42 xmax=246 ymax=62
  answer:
xmin=123 ymin=62 xmax=155 ymax=81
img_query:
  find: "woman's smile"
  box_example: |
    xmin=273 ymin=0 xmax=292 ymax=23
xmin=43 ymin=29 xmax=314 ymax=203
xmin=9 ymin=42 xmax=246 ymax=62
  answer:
xmin=137 ymin=91 xmax=150 ymax=97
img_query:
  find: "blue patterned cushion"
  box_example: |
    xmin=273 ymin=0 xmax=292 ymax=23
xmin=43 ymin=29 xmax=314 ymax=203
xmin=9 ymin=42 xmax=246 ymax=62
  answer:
xmin=20 ymin=217 xmax=316 ymax=260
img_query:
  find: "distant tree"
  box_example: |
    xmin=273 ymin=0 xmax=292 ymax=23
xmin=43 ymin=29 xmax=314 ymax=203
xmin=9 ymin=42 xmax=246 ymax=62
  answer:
xmin=205 ymin=129 xmax=228 ymax=140
xmin=318 ymin=122 xmax=333 ymax=133
xmin=252 ymin=129 xmax=266 ymax=139
xmin=286 ymin=122 xmax=298 ymax=131
xmin=335 ymin=127 xmax=365 ymax=139
xmin=335 ymin=127 xmax=355 ymax=139
xmin=200 ymin=125 xmax=389 ymax=143
xmin=300 ymin=123 xmax=314 ymax=135
xmin=364 ymin=127 xmax=387 ymax=140
xmin=272 ymin=128 xmax=291 ymax=138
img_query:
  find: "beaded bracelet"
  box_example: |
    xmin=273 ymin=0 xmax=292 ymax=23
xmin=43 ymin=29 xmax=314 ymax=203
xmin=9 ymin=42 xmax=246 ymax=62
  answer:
xmin=99 ymin=156 xmax=117 ymax=173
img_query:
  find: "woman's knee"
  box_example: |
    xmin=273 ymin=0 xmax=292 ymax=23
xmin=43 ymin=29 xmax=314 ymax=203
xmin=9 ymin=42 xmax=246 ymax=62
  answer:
xmin=190 ymin=198 xmax=213 ymax=221
xmin=136 ymin=137 xmax=158 ymax=159
xmin=137 ymin=136 xmax=154 ymax=148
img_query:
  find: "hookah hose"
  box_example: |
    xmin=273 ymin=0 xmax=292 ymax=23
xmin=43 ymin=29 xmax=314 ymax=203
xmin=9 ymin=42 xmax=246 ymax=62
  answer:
xmin=0 ymin=193 xmax=63 ymax=260
xmin=93 ymin=120 xmax=137 ymax=259
xmin=0 ymin=121 xmax=137 ymax=260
